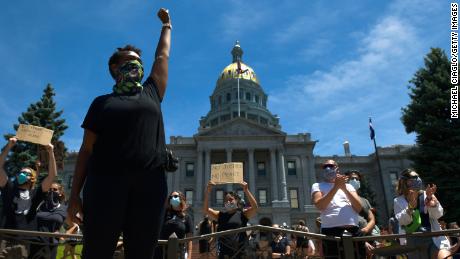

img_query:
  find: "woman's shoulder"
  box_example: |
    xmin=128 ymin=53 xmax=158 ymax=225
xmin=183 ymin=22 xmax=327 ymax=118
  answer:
xmin=394 ymin=195 xmax=406 ymax=202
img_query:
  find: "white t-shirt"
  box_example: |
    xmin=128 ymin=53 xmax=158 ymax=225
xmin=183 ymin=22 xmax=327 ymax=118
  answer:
xmin=311 ymin=182 xmax=359 ymax=228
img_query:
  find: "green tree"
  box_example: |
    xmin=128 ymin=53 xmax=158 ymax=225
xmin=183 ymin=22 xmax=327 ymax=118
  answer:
xmin=401 ymin=48 xmax=460 ymax=222
xmin=360 ymin=176 xmax=377 ymax=208
xmin=4 ymin=84 xmax=68 ymax=181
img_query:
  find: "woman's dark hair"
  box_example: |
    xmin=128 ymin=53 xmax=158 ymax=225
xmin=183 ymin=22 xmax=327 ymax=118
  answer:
xmin=224 ymin=191 xmax=244 ymax=210
xmin=344 ymin=170 xmax=363 ymax=180
xmin=167 ymin=191 xmax=187 ymax=216
xmin=108 ymin=45 xmax=142 ymax=79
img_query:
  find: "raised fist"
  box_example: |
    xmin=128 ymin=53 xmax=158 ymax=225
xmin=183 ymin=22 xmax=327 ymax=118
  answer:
xmin=157 ymin=8 xmax=171 ymax=24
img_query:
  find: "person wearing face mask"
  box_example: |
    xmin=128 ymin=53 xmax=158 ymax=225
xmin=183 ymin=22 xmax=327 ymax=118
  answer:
xmin=344 ymin=170 xmax=376 ymax=258
xmin=154 ymin=191 xmax=192 ymax=259
xmin=203 ymin=181 xmax=258 ymax=259
xmin=394 ymin=169 xmax=451 ymax=259
xmin=66 ymin=8 xmax=172 ymax=259
xmin=311 ymin=159 xmax=362 ymax=259
xmin=29 ymin=182 xmax=67 ymax=259
xmin=271 ymin=224 xmax=291 ymax=258
xmin=0 ymin=137 xmax=58 ymax=259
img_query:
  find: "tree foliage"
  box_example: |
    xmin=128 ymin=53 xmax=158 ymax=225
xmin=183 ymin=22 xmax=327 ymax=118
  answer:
xmin=401 ymin=48 xmax=460 ymax=222
xmin=4 ymin=84 xmax=68 ymax=181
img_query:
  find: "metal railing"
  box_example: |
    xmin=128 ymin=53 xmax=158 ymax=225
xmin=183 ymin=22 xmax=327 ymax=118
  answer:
xmin=1 ymin=227 xmax=459 ymax=259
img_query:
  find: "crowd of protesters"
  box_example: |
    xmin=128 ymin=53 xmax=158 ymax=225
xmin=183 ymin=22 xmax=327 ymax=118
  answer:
xmin=1 ymin=5 xmax=460 ymax=259
xmin=1 ymin=136 xmax=460 ymax=259
xmin=309 ymin=159 xmax=460 ymax=259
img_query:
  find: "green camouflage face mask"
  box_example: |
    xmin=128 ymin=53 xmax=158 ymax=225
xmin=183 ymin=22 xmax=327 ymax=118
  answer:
xmin=113 ymin=60 xmax=144 ymax=94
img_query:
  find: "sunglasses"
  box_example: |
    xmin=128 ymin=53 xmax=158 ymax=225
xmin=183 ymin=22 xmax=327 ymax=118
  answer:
xmin=50 ymin=188 xmax=59 ymax=192
xmin=406 ymin=178 xmax=422 ymax=189
xmin=323 ymin=164 xmax=336 ymax=169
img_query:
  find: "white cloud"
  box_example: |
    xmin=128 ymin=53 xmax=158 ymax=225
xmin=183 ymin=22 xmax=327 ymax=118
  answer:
xmin=270 ymin=0 xmax=444 ymax=155
xmin=300 ymin=16 xmax=420 ymax=102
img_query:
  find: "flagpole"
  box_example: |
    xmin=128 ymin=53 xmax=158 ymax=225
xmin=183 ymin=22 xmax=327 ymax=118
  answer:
xmin=369 ymin=117 xmax=389 ymax=217
xmin=237 ymin=76 xmax=241 ymax=117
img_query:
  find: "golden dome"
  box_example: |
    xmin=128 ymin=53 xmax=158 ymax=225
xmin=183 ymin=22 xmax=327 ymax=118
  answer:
xmin=218 ymin=62 xmax=259 ymax=84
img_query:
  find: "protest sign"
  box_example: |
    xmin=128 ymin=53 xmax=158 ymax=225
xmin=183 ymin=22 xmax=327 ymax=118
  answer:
xmin=211 ymin=162 xmax=243 ymax=184
xmin=16 ymin=124 xmax=54 ymax=145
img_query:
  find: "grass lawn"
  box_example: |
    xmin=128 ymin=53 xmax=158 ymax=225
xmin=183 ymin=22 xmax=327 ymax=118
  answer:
xmin=56 ymin=244 xmax=83 ymax=258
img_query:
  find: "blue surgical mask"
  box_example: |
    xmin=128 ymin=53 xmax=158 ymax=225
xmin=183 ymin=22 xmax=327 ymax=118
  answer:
xmin=17 ymin=171 xmax=30 ymax=185
xmin=170 ymin=197 xmax=181 ymax=208
xmin=224 ymin=202 xmax=237 ymax=210
xmin=323 ymin=167 xmax=337 ymax=181
xmin=349 ymin=179 xmax=361 ymax=190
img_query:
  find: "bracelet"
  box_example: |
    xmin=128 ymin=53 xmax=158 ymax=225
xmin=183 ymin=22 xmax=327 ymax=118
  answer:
xmin=162 ymin=23 xmax=172 ymax=30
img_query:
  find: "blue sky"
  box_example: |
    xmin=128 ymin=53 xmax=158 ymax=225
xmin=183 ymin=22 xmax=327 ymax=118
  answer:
xmin=0 ymin=0 xmax=450 ymax=156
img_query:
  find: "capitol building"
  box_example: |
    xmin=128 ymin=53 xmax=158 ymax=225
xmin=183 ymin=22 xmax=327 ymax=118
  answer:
xmin=63 ymin=42 xmax=412 ymax=231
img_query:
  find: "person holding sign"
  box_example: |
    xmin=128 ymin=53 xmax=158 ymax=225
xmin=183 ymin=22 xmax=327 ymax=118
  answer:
xmin=203 ymin=181 xmax=258 ymax=259
xmin=393 ymin=169 xmax=451 ymax=259
xmin=67 ymin=7 xmax=172 ymax=259
xmin=0 ymin=137 xmax=57 ymax=258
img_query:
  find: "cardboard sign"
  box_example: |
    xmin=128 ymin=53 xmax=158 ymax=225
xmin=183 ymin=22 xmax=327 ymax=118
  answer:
xmin=211 ymin=162 xmax=243 ymax=184
xmin=16 ymin=124 xmax=54 ymax=145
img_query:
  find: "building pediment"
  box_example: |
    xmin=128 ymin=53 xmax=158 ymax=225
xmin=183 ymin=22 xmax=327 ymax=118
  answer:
xmin=196 ymin=117 xmax=285 ymax=137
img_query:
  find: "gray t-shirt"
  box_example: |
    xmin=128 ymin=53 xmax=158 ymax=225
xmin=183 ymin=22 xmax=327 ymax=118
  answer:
xmin=358 ymin=197 xmax=371 ymax=229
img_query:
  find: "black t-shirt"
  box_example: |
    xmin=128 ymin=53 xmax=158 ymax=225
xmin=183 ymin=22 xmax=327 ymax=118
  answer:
xmin=199 ymin=220 xmax=212 ymax=235
xmin=271 ymin=236 xmax=290 ymax=253
xmin=217 ymin=210 xmax=249 ymax=255
xmin=36 ymin=204 xmax=67 ymax=244
xmin=0 ymin=181 xmax=45 ymax=232
xmin=217 ymin=210 xmax=248 ymax=232
xmin=160 ymin=211 xmax=192 ymax=239
xmin=82 ymin=77 xmax=167 ymax=175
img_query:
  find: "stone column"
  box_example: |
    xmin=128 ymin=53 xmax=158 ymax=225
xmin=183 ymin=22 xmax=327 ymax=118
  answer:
xmin=270 ymin=147 xmax=279 ymax=202
xmin=226 ymin=148 xmax=233 ymax=192
xmin=204 ymin=149 xmax=211 ymax=185
xmin=304 ymin=155 xmax=319 ymax=226
xmin=300 ymin=155 xmax=311 ymax=205
xmin=307 ymin=155 xmax=317 ymax=186
xmin=248 ymin=148 xmax=256 ymax=193
xmin=195 ymin=148 xmax=204 ymax=203
xmin=278 ymin=147 xmax=288 ymax=202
